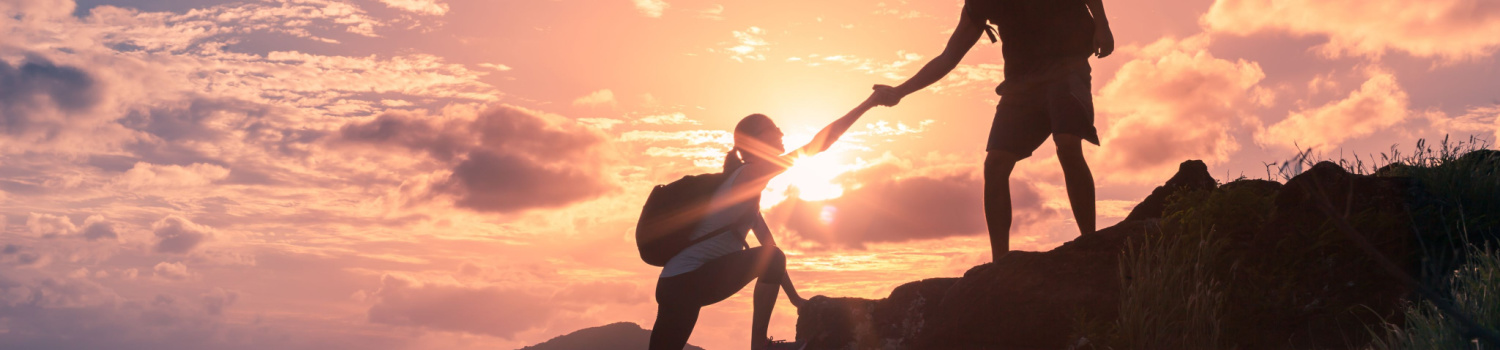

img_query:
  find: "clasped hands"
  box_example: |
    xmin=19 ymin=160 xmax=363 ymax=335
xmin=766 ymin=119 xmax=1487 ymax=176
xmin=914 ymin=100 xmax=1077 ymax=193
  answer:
xmin=868 ymin=84 xmax=904 ymax=107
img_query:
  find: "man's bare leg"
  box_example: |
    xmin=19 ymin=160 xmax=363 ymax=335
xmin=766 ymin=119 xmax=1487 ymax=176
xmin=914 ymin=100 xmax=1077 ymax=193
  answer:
xmin=984 ymin=150 xmax=1021 ymax=261
xmin=1054 ymin=133 xmax=1096 ymax=235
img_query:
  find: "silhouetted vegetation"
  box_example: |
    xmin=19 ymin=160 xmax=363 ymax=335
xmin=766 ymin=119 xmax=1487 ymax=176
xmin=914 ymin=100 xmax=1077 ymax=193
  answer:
xmin=1080 ymin=137 xmax=1499 ymax=349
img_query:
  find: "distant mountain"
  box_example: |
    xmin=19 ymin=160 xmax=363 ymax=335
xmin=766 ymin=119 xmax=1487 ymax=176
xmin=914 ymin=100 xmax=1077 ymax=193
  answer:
xmin=516 ymin=322 xmax=707 ymax=350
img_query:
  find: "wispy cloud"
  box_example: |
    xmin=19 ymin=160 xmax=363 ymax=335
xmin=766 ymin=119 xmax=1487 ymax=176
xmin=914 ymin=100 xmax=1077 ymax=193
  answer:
xmin=572 ymin=89 xmax=617 ymax=107
xmin=378 ymin=0 xmax=449 ymax=16
xmin=633 ymin=0 xmax=669 ymax=18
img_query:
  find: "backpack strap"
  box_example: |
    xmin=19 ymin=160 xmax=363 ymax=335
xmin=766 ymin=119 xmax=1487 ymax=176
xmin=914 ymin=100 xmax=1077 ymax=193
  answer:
xmin=965 ymin=0 xmax=998 ymax=43
xmin=680 ymin=205 xmax=758 ymax=251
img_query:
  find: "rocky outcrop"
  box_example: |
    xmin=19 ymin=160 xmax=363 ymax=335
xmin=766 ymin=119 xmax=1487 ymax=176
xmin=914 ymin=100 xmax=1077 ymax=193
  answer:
xmin=1122 ymin=160 xmax=1217 ymax=222
xmin=796 ymin=159 xmax=1426 ymax=349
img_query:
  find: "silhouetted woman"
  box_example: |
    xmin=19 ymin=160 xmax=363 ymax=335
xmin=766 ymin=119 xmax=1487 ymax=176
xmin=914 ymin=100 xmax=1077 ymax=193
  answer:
xmin=650 ymin=95 xmax=880 ymax=350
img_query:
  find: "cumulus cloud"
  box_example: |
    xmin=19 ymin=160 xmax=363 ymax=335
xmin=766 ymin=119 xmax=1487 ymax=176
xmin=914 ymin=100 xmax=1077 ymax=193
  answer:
xmin=378 ymin=0 xmax=449 ymax=16
xmin=153 ymin=261 xmax=191 ymax=280
xmin=367 ymin=274 xmax=554 ymax=339
xmin=151 ymin=216 xmax=212 ymax=254
xmin=338 ymin=105 xmax=616 ymax=213
xmin=1094 ymin=36 xmax=1268 ymax=183
xmin=572 ymin=89 xmax=617 ymax=107
xmin=25 ymin=212 xmax=77 ymax=238
xmin=633 ymin=0 xmax=670 ymax=18
xmin=79 ymin=215 xmax=119 ymax=241
xmin=1257 ymin=69 xmax=1410 ymax=150
xmin=1203 ymin=0 xmax=1500 ymax=60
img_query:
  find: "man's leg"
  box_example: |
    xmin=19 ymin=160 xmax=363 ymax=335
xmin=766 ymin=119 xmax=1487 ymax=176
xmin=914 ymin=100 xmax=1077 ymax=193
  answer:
xmin=984 ymin=150 xmax=1021 ymax=261
xmin=1053 ymin=133 xmax=1096 ymax=235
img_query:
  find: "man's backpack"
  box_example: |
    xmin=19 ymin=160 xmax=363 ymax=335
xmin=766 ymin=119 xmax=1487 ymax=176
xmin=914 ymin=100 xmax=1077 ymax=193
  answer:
xmin=635 ymin=171 xmax=754 ymax=266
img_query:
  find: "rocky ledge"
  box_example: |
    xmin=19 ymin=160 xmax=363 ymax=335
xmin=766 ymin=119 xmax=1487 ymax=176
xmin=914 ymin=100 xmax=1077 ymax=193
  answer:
xmin=796 ymin=158 xmax=1429 ymax=349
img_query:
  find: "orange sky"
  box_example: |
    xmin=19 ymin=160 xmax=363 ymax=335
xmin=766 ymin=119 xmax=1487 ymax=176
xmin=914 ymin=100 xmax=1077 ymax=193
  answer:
xmin=1 ymin=0 xmax=1498 ymax=349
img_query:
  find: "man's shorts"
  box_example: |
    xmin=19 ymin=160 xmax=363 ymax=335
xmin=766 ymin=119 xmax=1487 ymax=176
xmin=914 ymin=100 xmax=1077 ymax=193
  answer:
xmin=986 ymin=71 xmax=1101 ymax=158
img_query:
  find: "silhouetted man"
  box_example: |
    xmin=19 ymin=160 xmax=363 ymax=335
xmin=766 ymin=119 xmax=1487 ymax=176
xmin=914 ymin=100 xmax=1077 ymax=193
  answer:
xmin=873 ymin=0 xmax=1114 ymax=260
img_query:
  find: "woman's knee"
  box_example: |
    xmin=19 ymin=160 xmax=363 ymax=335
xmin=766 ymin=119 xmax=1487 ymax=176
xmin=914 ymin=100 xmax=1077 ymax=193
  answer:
xmin=758 ymin=246 xmax=788 ymax=284
xmin=765 ymin=246 xmax=786 ymax=265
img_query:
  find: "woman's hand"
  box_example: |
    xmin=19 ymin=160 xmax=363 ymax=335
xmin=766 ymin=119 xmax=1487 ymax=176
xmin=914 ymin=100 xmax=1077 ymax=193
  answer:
xmin=788 ymin=294 xmax=808 ymax=308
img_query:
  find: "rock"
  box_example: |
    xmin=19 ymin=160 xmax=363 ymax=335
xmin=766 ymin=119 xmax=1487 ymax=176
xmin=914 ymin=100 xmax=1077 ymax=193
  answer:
xmin=1233 ymin=161 xmax=1415 ymax=348
xmin=1122 ymin=160 xmax=1218 ymax=222
xmin=795 ymin=158 xmax=1428 ymax=349
xmin=797 ymin=296 xmax=878 ymax=349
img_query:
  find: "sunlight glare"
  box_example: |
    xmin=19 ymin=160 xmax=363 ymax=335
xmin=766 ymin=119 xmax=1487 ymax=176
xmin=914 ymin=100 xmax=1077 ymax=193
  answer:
xmin=760 ymin=133 xmax=865 ymax=208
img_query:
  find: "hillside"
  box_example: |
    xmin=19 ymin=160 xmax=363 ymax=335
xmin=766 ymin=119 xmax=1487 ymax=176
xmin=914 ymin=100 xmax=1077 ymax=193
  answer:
xmin=516 ymin=322 xmax=706 ymax=350
xmin=796 ymin=150 xmax=1500 ymax=349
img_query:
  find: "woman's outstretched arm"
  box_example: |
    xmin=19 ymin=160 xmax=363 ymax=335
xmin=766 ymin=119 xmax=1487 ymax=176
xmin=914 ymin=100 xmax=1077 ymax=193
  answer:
xmin=790 ymin=95 xmax=880 ymax=158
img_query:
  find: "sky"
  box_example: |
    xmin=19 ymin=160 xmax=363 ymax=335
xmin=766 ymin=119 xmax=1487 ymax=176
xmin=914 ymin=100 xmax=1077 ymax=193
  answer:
xmin=1 ymin=0 xmax=1498 ymax=349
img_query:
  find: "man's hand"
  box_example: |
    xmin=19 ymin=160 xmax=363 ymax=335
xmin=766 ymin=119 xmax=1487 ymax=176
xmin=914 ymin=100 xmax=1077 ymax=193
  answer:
xmin=871 ymin=84 xmax=904 ymax=107
xmin=1093 ymin=25 xmax=1115 ymax=58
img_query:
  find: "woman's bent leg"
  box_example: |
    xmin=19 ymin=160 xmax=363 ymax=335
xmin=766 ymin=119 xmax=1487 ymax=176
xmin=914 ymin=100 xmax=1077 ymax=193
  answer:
xmin=649 ymin=302 xmax=700 ymax=350
xmin=672 ymin=246 xmax=791 ymax=349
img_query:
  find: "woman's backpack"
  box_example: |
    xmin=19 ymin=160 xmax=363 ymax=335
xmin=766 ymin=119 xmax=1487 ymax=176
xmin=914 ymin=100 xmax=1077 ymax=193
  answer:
xmin=635 ymin=171 xmax=754 ymax=266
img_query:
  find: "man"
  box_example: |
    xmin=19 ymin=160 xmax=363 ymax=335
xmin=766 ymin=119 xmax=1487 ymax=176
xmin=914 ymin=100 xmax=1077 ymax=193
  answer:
xmin=872 ymin=0 xmax=1114 ymax=260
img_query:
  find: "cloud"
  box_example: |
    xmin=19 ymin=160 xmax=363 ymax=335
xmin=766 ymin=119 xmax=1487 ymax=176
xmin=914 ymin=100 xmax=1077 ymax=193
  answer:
xmin=716 ymin=26 xmax=769 ymax=62
xmin=633 ymin=0 xmax=669 ymax=18
xmin=338 ymin=105 xmax=617 ymax=213
xmin=479 ymin=63 xmax=513 ymax=71
xmin=152 ymin=261 xmax=191 ymax=280
xmin=199 ymin=287 xmax=239 ymax=315
xmin=26 ymin=213 xmax=77 ymax=238
xmin=378 ymin=0 xmax=449 ymax=16
xmin=79 ymin=215 xmax=118 ymax=241
xmin=1094 ymin=36 xmax=1268 ymax=183
xmin=0 ymin=55 xmax=107 ymax=154
xmin=1257 ymin=68 xmax=1410 ymax=150
xmin=367 ymin=274 xmax=554 ymax=339
xmin=151 ymin=216 xmax=212 ymax=254
xmin=1202 ymin=0 xmax=1500 ymax=60
xmin=634 ymin=112 xmax=700 ymax=125
xmin=115 ymin=162 xmax=231 ymax=191
xmin=551 ymin=281 xmax=647 ymax=305
xmin=769 ymin=163 xmax=1059 ymax=248
xmin=571 ymin=89 xmax=617 ymax=107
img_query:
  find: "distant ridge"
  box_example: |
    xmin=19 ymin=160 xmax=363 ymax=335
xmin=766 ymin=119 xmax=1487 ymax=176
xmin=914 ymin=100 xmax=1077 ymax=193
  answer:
xmin=516 ymin=322 xmax=707 ymax=350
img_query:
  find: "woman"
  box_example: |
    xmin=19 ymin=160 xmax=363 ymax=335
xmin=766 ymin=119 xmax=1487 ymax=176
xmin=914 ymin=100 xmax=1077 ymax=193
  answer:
xmin=650 ymin=94 xmax=881 ymax=350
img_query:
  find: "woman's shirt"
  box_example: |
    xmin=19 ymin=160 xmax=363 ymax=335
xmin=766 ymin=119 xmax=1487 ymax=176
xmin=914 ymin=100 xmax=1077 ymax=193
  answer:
xmin=659 ymin=168 xmax=757 ymax=278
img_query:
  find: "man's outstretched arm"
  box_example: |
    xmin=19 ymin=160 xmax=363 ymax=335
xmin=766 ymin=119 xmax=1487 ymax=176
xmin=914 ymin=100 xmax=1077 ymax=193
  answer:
xmin=1086 ymin=0 xmax=1114 ymax=58
xmin=874 ymin=8 xmax=986 ymax=105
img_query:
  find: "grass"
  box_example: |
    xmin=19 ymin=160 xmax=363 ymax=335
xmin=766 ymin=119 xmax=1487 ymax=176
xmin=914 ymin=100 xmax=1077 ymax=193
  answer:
xmin=1367 ymin=245 xmax=1500 ymax=349
xmin=1080 ymin=136 xmax=1499 ymax=349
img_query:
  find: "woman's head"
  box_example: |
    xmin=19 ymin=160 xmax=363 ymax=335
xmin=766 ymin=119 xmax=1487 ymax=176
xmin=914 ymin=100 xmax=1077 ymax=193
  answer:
xmin=724 ymin=114 xmax=783 ymax=172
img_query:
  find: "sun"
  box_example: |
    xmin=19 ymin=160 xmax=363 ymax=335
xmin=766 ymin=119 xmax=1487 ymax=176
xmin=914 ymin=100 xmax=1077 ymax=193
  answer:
xmin=760 ymin=134 xmax=863 ymax=208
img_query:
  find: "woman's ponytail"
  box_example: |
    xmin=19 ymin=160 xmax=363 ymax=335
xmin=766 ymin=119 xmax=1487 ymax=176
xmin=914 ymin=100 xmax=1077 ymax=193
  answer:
xmin=723 ymin=148 xmax=744 ymax=173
